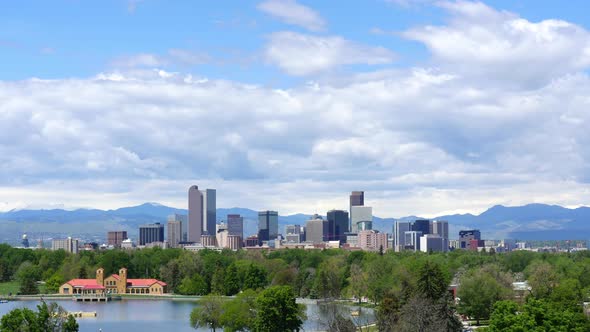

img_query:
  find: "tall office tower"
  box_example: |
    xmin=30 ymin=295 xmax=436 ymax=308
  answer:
xmin=227 ymin=214 xmax=244 ymax=239
xmin=404 ymin=231 xmax=423 ymax=252
xmin=350 ymin=206 xmax=372 ymax=233
xmin=258 ymin=210 xmax=278 ymax=245
xmin=107 ymin=231 xmax=128 ymax=248
xmin=412 ymin=219 xmax=431 ymax=235
xmin=431 ymin=220 xmax=449 ymax=239
xmin=201 ymin=189 xmax=216 ymax=235
xmin=139 ymin=223 xmax=165 ymax=246
xmin=167 ymin=219 xmax=182 ymax=248
xmin=394 ymin=221 xmax=412 ymax=252
xmin=306 ymin=215 xmax=327 ymax=244
xmin=168 ymin=214 xmax=188 ymax=242
xmin=326 ymin=209 xmax=349 ymax=243
xmin=349 ymin=191 xmax=364 ymax=232
xmin=52 ymin=237 xmax=79 ymax=254
xmin=188 ymin=185 xmax=203 ymax=243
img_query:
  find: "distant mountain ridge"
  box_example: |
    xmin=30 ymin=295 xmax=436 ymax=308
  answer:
xmin=1 ymin=203 xmax=590 ymax=241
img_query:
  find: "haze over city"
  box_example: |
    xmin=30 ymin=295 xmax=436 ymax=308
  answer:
xmin=2 ymin=0 xmax=590 ymax=218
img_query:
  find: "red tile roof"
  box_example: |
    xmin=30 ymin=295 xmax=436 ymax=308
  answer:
xmin=66 ymin=279 xmax=105 ymax=289
xmin=127 ymin=279 xmax=167 ymax=287
xmin=111 ymin=274 xmax=120 ymax=280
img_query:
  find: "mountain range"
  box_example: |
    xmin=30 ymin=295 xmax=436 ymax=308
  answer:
xmin=1 ymin=203 xmax=589 ymax=244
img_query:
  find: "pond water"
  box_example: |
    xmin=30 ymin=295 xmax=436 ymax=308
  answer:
xmin=0 ymin=299 xmax=374 ymax=332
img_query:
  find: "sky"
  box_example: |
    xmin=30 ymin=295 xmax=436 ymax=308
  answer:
xmin=1 ymin=0 xmax=590 ymax=217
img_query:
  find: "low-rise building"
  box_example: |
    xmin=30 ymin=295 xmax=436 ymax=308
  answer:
xmin=59 ymin=267 xmax=167 ymax=295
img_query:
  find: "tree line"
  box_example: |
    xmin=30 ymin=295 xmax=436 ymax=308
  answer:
xmin=1 ymin=243 xmax=590 ymax=330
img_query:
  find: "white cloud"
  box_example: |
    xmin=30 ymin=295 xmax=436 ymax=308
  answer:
xmin=402 ymin=1 xmax=590 ymax=86
xmin=265 ymin=31 xmax=395 ymax=75
xmin=257 ymin=0 xmax=325 ymax=31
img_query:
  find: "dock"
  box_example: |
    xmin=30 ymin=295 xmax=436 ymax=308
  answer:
xmin=73 ymin=294 xmax=112 ymax=302
xmin=68 ymin=311 xmax=97 ymax=318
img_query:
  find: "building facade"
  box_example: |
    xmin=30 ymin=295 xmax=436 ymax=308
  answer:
xmin=201 ymin=189 xmax=216 ymax=236
xmin=59 ymin=267 xmax=167 ymax=295
xmin=139 ymin=223 xmax=164 ymax=246
xmin=168 ymin=214 xmax=188 ymax=242
xmin=420 ymin=234 xmax=445 ymax=253
xmin=358 ymin=230 xmax=388 ymax=251
xmin=459 ymin=229 xmax=482 ymax=250
xmin=350 ymin=206 xmax=372 ymax=234
xmin=349 ymin=191 xmax=365 ymax=233
xmin=227 ymin=214 xmax=244 ymax=239
xmin=258 ymin=210 xmax=278 ymax=245
xmin=52 ymin=237 xmax=79 ymax=254
xmin=306 ymin=215 xmax=327 ymax=244
xmin=326 ymin=209 xmax=349 ymax=243
xmin=167 ymin=219 xmax=182 ymax=248
xmin=107 ymin=231 xmax=127 ymax=248
xmin=188 ymin=185 xmax=203 ymax=243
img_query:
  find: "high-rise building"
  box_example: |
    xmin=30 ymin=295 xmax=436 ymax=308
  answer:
xmin=168 ymin=214 xmax=188 ymax=242
xmin=227 ymin=214 xmax=244 ymax=239
xmin=188 ymin=185 xmax=203 ymax=243
xmin=107 ymin=231 xmax=128 ymax=248
xmin=459 ymin=229 xmax=482 ymax=250
xmin=431 ymin=220 xmax=449 ymax=239
xmin=201 ymin=189 xmax=216 ymax=235
xmin=139 ymin=223 xmax=164 ymax=246
xmin=394 ymin=221 xmax=412 ymax=252
xmin=258 ymin=210 xmax=278 ymax=245
xmin=306 ymin=215 xmax=327 ymax=244
xmin=404 ymin=231 xmax=422 ymax=251
xmin=167 ymin=219 xmax=182 ymax=248
xmin=349 ymin=191 xmax=364 ymax=232
xmin=412 ymin=219 xmax=430 ymax=235
xmin=350 ymin=206 xmax=372 ymax=233
xmin=326 ymin=210 xmax=349 ymax=243
xmin=285 ymin=224 xmax=304 ymax=243
xmin=52 ymin=237 xmax=79 ymax=254
xmin=420 ymin=234 xmax=445 ymax=253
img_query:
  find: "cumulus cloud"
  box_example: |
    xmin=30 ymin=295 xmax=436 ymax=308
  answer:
xmin=403 ymin=1 xmax=590 ymax=86
xmin=265 ymin=31 xmax=395 ymax=75
xmin=257 ymin=0 xmax=326 ymax=31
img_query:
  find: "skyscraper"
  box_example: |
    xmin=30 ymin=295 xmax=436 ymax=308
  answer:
xmin=306 ymin=215 xmax=327 ymax=244
xmin=167 ymin=219 xmax=182 ymax=248
xmin=201 ymin=189 xmax=216 ymax=235
xmin=188 ymin=185 xmax=203 ymax=243
xmin=168 ymin=214 xmax=188 ymax=242
xmin=227 ymin=214 xmax=243 ymax=239
xmin=107 ymin=231 xmax=128 ymax=248
xmin=431 ymin=220 xmax=449 ymax=239
xmin=394 ymin=221 xmax=412 ymax=252
xmin=258 ymin=210 xmax=278 ymax=245
xmin=139 ymin=223 xmax=164 ymax=246
xmin=326 ymin=209 xmax=349 ymax=243
xmin=350 ymin=205 xmax=372 ymax=233
xmin=349 ymin=191 xmax=364 ymax=232
xmin=412 ymin=219 xmax=430 ymax=235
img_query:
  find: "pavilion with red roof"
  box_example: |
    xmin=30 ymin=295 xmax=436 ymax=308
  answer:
xmin=59 ymin=267 xmax=167 ymax=296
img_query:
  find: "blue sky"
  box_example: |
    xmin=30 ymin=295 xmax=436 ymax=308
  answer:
xmin=1 ymin=0 xmax=590 ymax=217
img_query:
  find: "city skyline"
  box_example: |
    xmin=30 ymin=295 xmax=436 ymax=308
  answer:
xmin=2 ymin=0 xmax=590 ymax=218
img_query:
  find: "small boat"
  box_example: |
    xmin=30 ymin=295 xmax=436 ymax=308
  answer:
xmin=0 ymin=300 xmax=9 ymax=304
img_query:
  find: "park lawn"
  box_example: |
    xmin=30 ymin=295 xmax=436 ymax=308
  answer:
xmin=0 ymin=281 xmax=20 ymax=295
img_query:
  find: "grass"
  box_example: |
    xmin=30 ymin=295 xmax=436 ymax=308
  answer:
xmin=0 ymin=281 xmax=20 ymax=296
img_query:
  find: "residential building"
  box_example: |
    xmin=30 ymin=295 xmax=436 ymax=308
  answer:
xmin=188 ymin=185 xmax=203 ymax=243
xmin=326 ymin=209 xmax=349 ymax=243
xmin=306 ymin=215 xmax=327 ymax=244
xmin=167 ymin=218 xmax=182 ymax=248
xmin=258 ymin=210 xmax=278 ymax=245
xmin=59 ymin=267 xmax=167 ymax=295
xmin=201 ymin=189 xmax=216 ymax=236
xmin=139 ymin=223 xmax=164 ymax=246
xmin=350 ymin=206 xmax=372 ymax=233
xmin=349 ymin=191 xmax=364 ymax=232
xmin=227 ymin=214 xmax=244 ymax=239
xmin=52 ymin=237 xmax=79 ymax=254
xmin=107 ymin=231 xmax=128 ymax=249
xmin=168 ymin=214 xmax=188 ymax=242
xmin=358 ymin=230 xmax=388 ymax=251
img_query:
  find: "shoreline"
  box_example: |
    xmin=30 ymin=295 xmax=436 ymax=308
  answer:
xmin=2 ymin=294 xmax=322 ymax=304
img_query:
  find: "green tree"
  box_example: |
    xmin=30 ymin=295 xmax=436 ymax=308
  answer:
xmin=243 ymin=264 xmax=267 ymax=291
xmin=458 ymin=269 xmax=512 ymax=325
xmin=220 ymin=289 xmax=257 ymax=332
xmin=253 ymin=285 xmax=306 ymax=332
xmin=526 ymin=261 xmax=558 ymax=299
xmin=376 ymin=291 xmax=401 ymax=332
xmin=223 ymin=263 xmax=240 ymax=296
xmin=190 ymin=295 xmax=224 ymax=332
xmin=0 ymin=307 xmax=39 ymax=331
xmin=0 ymin=301 xmax=79 ymax=332
xmin=416 ymin=261 xmax=447 ymax=301
xmin=16 ymin=261 xmax=40 ymax=295
xmin=45 ymin=273 xmax=65 ymax=294
xmin=178 ymin=274 xmax=208 ymax=295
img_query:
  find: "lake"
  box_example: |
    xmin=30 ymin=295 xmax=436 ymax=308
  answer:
xmin=0 ymin=299 xmax=374 ymax=332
